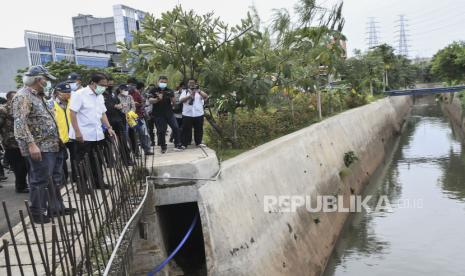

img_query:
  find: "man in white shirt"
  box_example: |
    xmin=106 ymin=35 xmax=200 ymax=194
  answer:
xmin=69 ymin=72 xmax=115 ymax=190
xmin=180 ymin=79 xmax=208 ymax=147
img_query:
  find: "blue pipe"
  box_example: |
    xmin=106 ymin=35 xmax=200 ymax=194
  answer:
xmin=147 ymin=213 xmax=199 ymax=275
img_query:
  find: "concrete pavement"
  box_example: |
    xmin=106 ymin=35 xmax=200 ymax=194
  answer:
xmin=0 ymin=170 xmax=29 ymax=236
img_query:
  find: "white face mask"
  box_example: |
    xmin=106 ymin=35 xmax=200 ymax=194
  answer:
xmin=70 ymin=82 xmax=79 ymax=91
xmin=121 ymin=90 xmax=129 ymax=96
xmin=40 ymin=80 xmax=52 ymax=92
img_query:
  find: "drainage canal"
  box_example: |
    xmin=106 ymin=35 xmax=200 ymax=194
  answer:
xmin=156 ymin=202 xmax=207 ymax=275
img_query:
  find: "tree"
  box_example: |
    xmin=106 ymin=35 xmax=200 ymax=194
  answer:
xmin=431 ymin=41 xmax=465 ymax=84
xmin=388 ymin=56 xmax=416 ymax=89
xmin=202 ymin=30 xmax=273 ymax=144
xmin=120 ymin=6 xmax=272 ymax=146
xmin=15 ymin=60 xmax=129 ymax=88
xmin=119 ymin=5 xmax=256 ymax=83
xmin=412 ymin=59 xmax=435 ymax=84
xmin=269 ymin=0 xmax=346 ymax=120
xmin=371 ymin=44 xmax=396 ymax=91
xmin=338 ymin=50 xmax=383 ymax=96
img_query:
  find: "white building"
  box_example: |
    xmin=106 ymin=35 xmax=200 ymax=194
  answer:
xmin=73 ymin=4 xmax=147 ymax=52
xmin=25 ymin=30 xmax=75 ymax=66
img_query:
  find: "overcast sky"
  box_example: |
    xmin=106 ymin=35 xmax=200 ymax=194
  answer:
xmin=0 ymin=0 xmax=464 ymax=58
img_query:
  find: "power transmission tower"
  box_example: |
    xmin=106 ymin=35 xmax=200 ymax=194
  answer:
xmin=366 ymin=17 xmax=381 ymax=49
xmin=395 ymin=15 xmax=411 ymax=57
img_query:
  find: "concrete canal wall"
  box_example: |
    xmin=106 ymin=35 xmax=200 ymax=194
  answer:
xmin=197 ymin=96 xmax=413 ymax=276
xmin=441 ymin=93 xmax=465 ymax=131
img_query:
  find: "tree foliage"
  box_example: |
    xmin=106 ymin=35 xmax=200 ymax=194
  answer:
xmin=119 ymin=5 xmax=256 ymax=82
xmin=431 ymin=41 xmax=465 ymax=84
xmin=338 ymin=44 xmax=417 ymax=94
xmin=15 ymin=60 xmax=129 ymax=88
xmin=117 ymin=2 xmax=432 ymax=150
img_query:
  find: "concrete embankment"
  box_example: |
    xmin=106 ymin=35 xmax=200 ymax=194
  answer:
xmin=197 ymin=96 xmax=412 ymax=275
xmin=441 ymin=93 xmax=465 ymax=131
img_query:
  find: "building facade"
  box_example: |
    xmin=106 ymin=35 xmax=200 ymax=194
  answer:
xmin=0 ymin=47 xmax=29 ymax=92
xmin=72 ymin=14 xmax=117 ymax=51
xmin=0 ymin=4 xmax=146 ymax=92
xmin=76 ymin=48 xmax=115 ymax=68
xmin=113 ymin=4 xmax=146 ymax=44
xmin=72 ymin=4 xmax=146 ymax=52
xmin=25 ymin=30 xmax=76 ymax=66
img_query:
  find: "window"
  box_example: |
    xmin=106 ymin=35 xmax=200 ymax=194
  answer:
xmin=55 ymin=42 xmax=72 ymax=54
xmin=55 ymin=47 xmax=66 ymax=54
xmin=76 ymin=56 xmax=109 ymax=68
xmin=124 ymin=17 xmax=133 ymax=41
xmin=40 ymin=54 xmax=53 ymax=64
xmin=28 ymin=38 xmax=38 ymax=51
xmin=55 ymin=55 xmax=68 ymax=61
xmin=38 ymin=40 xmax=52 ymax=53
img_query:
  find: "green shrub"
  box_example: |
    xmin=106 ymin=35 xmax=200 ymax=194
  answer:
xmin=205 ymin=89 xmax=370 ymax=160
xmin=343 ymin=151 xmax=359 ymax=167
xmin=344 ymin=90 xmax=368 ymax=108
xmin=205 ymin=104 xmax=318 ymax=151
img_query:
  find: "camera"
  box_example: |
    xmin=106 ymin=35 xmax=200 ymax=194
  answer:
xmin=188 ymin=94 xmax=195 ymax=105
xmin=188 ymin=89 xmax=198 ymax=105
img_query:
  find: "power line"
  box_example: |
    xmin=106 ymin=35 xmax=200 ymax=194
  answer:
xmin=411 ymin=16 xmax=465 ymax=37
xmin=409 ymin=10 xmax=465 ymax=27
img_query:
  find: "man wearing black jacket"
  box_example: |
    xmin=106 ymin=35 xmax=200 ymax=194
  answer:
xmin=147 ymin=76 xmax=183 ymax=153
xmin=103 ymin=84 xmax=132 ymax=165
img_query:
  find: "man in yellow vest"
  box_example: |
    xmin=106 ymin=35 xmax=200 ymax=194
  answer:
xmin=53 ymin=82 xmax=76 ymax=183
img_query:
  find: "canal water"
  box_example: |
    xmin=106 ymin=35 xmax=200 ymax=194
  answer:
xmin=324 ymin=97 xmax=465 ymax=276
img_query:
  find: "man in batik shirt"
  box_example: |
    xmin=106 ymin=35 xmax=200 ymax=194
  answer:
xmin=13 ymin=66 xmax=75 ymax=224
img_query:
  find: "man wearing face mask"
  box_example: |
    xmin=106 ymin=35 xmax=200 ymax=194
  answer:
xmin=13 ymin=66 xmax=72 ymax=223
xmin=69 ymin=72 xmax=116 ymax=190
xmin=53 ymin=82 xmax=76 ymax=183
xmin=103 ymin=83 xmax=132 ymax=165
xmin=67 ymin=72 xmax=82 ymax=94
xmin=148 ymin=76 xmax=183 ymax=153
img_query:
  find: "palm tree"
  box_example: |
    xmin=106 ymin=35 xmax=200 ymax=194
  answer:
xmin=372 ymin=44 xmax=396 ymax=91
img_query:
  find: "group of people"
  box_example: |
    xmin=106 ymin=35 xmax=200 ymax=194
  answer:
xmin=0 ymin=65 xmax=208 ymax=224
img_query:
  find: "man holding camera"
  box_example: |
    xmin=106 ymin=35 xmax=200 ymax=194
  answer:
xmin=180 ymin=79 xmax=208 ymax=148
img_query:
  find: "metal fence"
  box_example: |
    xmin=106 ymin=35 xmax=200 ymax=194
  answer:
xmin=0 ymin=136 xmax=150 ymax=276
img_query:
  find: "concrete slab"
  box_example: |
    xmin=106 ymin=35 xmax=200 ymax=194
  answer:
xmin=147 ymin=145 xmax=219 ymax=184
xmin=146 ymin=145 xmax=220 ymax=206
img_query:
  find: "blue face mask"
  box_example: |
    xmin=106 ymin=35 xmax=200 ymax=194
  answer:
xmin=159 ymin=83 xmax=167 ymax=89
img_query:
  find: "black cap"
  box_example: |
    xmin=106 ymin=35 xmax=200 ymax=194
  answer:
xmin=67 ymin=72 xmax=81 ymax=82
xmin=25 ymin=65 xmax=56 ymax=80
xmin=54 ymin=82 xmax=72 ymax=93
xmin=118 ymin=84 xmax=129 ymax=91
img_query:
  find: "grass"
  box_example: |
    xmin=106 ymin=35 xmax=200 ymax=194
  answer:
xmin=216 ymin=148 xmax=249 ymax=161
